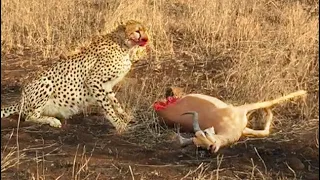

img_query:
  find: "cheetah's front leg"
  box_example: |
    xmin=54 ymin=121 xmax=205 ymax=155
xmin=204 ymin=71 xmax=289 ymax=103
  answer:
xmin=106 ymin=91 xmax=133 ymax=122
xmin=106 ymin=92 xmax=125 ymax=115
xmin=99 ymin=96 xmax=128 ymax=133
xmin=87 ymin=84 xmax=128 ymax=133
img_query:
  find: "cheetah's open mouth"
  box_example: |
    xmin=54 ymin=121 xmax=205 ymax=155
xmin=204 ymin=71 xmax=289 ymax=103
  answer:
xmin=136 ymin=31 xmax=148 ymax=46
xmin=153 ymin=96 xmax=180 ymax=111
xmin=130 ymin=37 xmax=148 ymax=47
xmin=138 ymin=39 xmax=148 ymax=46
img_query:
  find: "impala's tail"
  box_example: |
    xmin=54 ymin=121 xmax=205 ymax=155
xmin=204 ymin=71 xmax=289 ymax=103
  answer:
xmin=239 ymin=90 xmax=307 ymax=112
xmin=1 ymin=103 xmax=20 ymax=118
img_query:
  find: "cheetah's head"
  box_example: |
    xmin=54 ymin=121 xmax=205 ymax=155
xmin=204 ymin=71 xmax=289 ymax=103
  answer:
xmin=124 ymin=20 xmax=149 ymax=48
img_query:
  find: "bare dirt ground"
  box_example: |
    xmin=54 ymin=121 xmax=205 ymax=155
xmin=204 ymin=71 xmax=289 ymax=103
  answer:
xmin=1 ymin=53 xmax=319 ymax=180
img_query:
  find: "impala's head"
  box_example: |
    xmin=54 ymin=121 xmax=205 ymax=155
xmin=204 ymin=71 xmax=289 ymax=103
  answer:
xmin=165 ymin=87 xmax=186 ymax=99
xmin=177 ymin=111 xmax=221 ymax=153
xmin=123 ymin=20 xmax=149 ymax=48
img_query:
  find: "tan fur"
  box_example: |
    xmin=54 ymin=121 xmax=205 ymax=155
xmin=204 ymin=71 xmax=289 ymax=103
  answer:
xmin=156 ymin=87 xmax=307 ymax=153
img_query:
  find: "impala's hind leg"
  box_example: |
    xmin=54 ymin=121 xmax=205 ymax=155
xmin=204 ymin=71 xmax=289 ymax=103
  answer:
xmin=239 ymin=90 xmax=307 ymax=112
xmin=242 ymin=108 xmax=273 ymax=137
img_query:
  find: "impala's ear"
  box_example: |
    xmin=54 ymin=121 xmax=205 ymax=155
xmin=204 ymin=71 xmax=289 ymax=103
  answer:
xmin=165 ymin=87 xmax=185 ymax=98
xmin=165 ymin=87 xmax=174 ymax=98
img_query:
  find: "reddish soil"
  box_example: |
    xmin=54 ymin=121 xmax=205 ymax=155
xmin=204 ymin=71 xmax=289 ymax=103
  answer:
xmin=1 ymin=53 xmax=319 ymax=179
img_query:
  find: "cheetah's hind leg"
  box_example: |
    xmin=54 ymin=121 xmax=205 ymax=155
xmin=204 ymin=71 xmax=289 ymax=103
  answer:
xmin=25 ymin=109 xmax=62 ymax=128
xmin=22 ymin=76 xmax=62 ymax=128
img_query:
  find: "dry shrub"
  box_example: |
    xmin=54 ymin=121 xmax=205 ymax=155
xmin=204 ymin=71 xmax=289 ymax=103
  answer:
xmin=1 ymin=0 xmax=318 ymax=149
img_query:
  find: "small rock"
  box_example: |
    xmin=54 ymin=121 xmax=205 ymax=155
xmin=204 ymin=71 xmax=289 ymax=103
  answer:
xmin=287 ymin=157 xmax=305 ymax=170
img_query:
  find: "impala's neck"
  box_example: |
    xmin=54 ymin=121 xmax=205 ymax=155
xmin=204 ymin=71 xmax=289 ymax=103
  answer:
xmin=153 ymin=96 xmax=180 ymax=111
xmin=210 ymin=133 xmax=242 ymax=150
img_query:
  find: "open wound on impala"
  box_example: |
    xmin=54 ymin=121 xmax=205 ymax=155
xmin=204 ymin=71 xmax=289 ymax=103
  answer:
xmin=153 ymin=97 xmax=179 ymax=111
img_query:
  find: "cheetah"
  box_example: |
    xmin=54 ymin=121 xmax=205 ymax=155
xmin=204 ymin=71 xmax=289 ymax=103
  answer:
xmin=1 ymin=20 xmax=149 ymax=133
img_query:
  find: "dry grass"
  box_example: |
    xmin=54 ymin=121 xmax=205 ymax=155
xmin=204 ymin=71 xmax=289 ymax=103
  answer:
xmin=1 ymin=0 xmax=319 ymax=179
xmin=1 ymin=130 xmax=25 ymax=173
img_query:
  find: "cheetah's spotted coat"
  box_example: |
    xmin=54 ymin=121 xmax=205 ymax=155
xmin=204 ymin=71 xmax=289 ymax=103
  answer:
xmin=1 ymin=20 xmax=149 ymax=133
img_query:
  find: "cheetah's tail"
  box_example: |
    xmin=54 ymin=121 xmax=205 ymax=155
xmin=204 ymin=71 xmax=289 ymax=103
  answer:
xmin=1 ymin=103 xmax=20 ymax=118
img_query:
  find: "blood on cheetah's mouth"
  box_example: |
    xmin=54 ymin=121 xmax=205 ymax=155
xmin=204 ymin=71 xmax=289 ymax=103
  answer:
xmin=153 ymin=97 xmax=180 ymax=111
xmin=138 ymin=39 xmax=148 ymax=46
xmin=129 ymin=37 xmax=148 ymax=47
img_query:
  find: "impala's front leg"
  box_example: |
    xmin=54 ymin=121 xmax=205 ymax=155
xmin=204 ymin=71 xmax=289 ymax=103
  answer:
xmin=176 ymin=125 xmax=194 ymax=147
xmin=181 ymin=111 xmax=221 ymax=152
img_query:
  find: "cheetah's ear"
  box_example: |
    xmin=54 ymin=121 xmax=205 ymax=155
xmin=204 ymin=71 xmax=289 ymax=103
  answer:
xmin=125 ymin=20 xmax=141 ymax=26
xmin=118 ymin=20 xmax=124 ymax=26
xmin=117 ymin=18 xmax=134 ymax=26
xmin=110 ymin=20 xmax=126 ymax=32
xmin=111 ymin=20 xmax=121 ymax=28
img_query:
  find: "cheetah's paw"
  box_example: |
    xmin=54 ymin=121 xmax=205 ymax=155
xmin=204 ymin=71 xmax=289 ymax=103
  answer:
xmin=118 ymin=112 xmax=134 ymax=124
xmin=114 ymin=123 xmax=129 ymax=135
xmin=116 ymin=107 xmax=125 ymax=114
xmin=47 ymin=117 xmax=62 ymax=128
